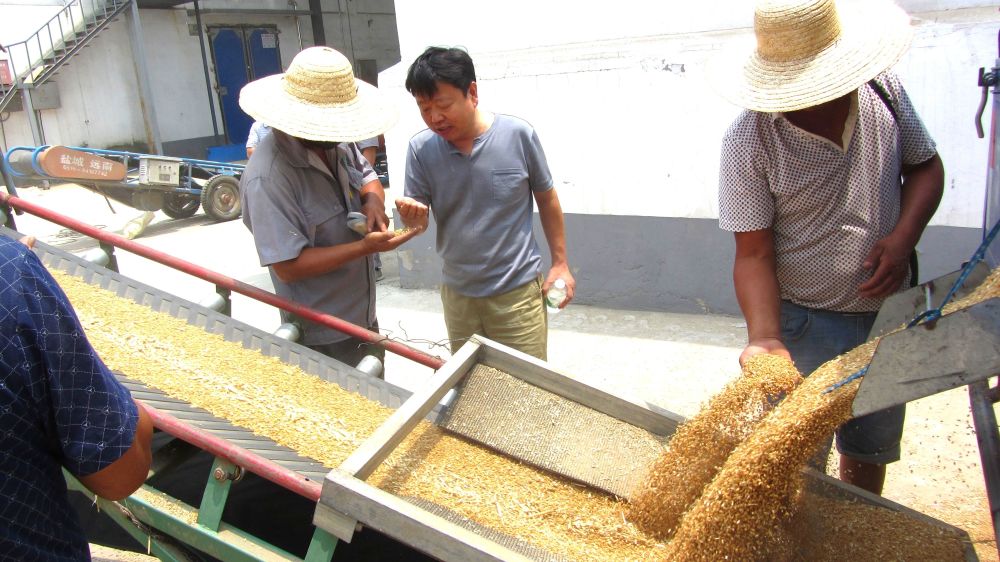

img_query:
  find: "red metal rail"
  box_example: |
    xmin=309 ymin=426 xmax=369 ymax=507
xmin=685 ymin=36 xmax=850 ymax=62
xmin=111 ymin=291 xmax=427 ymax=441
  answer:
xmin=0 ymin=192 xmax=446 ymax=370
xmin=140 ymin=402 xmax=322 ymax=501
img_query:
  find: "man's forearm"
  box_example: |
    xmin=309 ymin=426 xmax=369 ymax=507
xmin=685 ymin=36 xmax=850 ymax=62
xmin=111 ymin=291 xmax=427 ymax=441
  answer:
xmin=535 ymin=189 xmax=568 ymax=266
xmin=895 ymin=154 xmax=944 ymax=248
xmin=735 ymin=254 xmax=783 ymax=342
xmin=360 ymin=180 xmax=385 ymax=207
xmin=272 ymin=241 xmax=369 ymax=283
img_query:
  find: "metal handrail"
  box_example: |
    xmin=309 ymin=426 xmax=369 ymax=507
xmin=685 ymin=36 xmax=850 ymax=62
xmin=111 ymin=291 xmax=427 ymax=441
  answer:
xmin=0 ymin=1 xmax=129 ymax=113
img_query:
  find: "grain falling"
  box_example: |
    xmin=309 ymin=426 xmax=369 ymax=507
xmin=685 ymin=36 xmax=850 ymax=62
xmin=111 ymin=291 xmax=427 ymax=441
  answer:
xmin=662 ymin=340 xmax=877 ymax=561
xmin=628 ymin=354 xmax=802 ymax=539
xmin=661 ymin=265 xmax=999 ymax=561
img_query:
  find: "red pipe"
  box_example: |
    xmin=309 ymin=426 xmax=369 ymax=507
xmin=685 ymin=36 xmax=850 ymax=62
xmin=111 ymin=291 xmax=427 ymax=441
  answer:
xmin=139 ymin=402 xmax=322 ymax=501
xmin=1 ymin=192 xmax=445 ymax=370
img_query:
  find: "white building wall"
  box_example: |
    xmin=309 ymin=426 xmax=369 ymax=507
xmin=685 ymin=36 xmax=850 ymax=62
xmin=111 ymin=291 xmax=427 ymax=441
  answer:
xmin=0 ymin=2 xmax=62 ymax=48
xmin=384 ymin=1 xmax=1000 ymax=230
xmin=0 ymin=0 xmax=399 ymax=154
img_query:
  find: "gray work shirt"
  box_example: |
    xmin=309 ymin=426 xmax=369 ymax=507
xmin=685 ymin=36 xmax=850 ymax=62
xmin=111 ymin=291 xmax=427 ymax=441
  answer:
xmin=240 ymin=130 xmax=379 ymax=345
xmin=404 ymin=114 xmax=553 ymax=297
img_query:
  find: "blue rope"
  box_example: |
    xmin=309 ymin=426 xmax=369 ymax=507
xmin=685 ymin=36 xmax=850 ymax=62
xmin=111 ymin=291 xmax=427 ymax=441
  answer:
xmin=824 ymin=217 xmax=1000 ymax=394
xmin=826 ymin=366 xmax=868 ymax=393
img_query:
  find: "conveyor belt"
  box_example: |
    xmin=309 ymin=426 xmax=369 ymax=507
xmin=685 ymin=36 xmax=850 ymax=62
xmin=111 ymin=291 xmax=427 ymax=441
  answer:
xmin=123 ymin=373 xmax=575 ymax=560
xmin=5 ymin=226 xmax=441 ymax=419
xmin=119 ymin=375 xmax=331 ymax=482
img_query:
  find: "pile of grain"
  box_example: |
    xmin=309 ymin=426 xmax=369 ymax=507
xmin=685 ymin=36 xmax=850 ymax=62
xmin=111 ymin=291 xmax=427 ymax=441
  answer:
xmin=658 ymin=265 xmax=999 ymax=561
xmin=628 ymin=354 xmax=802 ymax=539
xmin=662 ymin=339 xmax=878 ymax=561
xmin=791 ymin=493 xmax=970 ymax=561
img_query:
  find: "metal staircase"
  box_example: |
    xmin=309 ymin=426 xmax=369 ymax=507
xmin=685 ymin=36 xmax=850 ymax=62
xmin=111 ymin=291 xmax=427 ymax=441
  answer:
xmin=0 ymin=0 xmax=132 ymax=115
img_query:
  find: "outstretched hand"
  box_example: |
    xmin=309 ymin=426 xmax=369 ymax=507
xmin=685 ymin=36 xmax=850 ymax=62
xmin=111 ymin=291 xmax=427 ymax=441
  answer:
xmin=739 ymin=337 xmax=792 ymax=368
xmin=394 ymin=197 xmax=430 ymax=231
xmin=362 ymin=226 xmax=422 ymax=253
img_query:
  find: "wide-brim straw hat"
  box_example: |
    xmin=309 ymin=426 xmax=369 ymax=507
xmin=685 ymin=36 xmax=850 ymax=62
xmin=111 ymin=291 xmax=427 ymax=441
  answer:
xmin=709 ymin=0 xmax=913 ymax=113
xmin=239 ymin=46 xmax=398 ymax=142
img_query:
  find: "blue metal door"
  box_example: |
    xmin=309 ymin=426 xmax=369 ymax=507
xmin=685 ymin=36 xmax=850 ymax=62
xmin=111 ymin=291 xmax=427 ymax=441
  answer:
xmin=211 ymin=28 xmax=254 ymax=145
xmin=248 ymin=29 xmax=282 ymax=80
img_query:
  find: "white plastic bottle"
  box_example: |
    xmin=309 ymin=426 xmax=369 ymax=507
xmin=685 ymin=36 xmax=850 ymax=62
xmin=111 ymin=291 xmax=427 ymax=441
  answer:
xmin=545 ymin=279 xmax=567 ymax=314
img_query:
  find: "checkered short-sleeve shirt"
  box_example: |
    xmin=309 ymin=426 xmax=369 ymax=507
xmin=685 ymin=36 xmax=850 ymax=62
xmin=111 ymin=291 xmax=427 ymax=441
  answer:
xmin=0 ymin=236 xmax=139 ymax=560
xmin=718 ymin=71 xmax=937 ymax=312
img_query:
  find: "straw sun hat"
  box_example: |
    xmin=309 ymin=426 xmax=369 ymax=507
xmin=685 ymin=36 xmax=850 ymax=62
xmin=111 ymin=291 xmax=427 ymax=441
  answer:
xmin=710 ymin=0 xmax=914 ymax=113
xmin=239 ymin=46 xmax=398 ymax=142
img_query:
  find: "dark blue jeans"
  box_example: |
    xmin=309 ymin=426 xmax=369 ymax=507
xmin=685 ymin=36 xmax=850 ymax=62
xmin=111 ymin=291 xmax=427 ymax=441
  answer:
xmin=781 ymin=300 xmax=905 ymax=465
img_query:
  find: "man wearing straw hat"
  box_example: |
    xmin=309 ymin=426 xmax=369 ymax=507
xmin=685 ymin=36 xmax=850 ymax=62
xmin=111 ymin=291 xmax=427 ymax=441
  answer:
xmin=715 ymin=0 xmax=944 ymax=495
xmin=238 ymin=46 xmax=420 ymax=370
xmin=395 ymin=47 xmax=574 ymax=361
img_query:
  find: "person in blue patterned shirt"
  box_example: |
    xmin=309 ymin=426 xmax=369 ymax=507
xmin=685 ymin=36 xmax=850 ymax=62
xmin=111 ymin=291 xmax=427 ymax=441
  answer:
xmin=0 ymin=235 xmax=153 ymax=560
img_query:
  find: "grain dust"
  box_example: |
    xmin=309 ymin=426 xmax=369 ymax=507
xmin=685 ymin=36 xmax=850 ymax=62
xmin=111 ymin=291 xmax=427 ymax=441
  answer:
xmin=628 ymin=354 xmax=802 ymax=539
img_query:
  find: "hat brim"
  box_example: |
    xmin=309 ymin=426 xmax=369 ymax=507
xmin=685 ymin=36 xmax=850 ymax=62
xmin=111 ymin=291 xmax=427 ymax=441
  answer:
xmin=239 ymin=75 xmax=399 ymax=142
xmin=709 ymin=1 xmax=913 ymax=113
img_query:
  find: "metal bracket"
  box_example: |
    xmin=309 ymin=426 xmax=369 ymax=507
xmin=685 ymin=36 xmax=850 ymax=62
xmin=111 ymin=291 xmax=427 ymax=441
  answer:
xmin=854 ymin=298 xmax=1000 ymax=417
xmin=312 ymin=501 xmax=359 ymax=543
xmin=978 ymin=64 xmax=1000 ymax=139
xmin=869 ymin=262 xmax=990 ymax=338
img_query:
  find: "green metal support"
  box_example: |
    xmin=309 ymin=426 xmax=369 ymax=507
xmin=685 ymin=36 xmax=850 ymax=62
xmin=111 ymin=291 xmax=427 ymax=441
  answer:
xmin=198 ymin=456 xmax=236 ymax=531
xmin=64 ymin=470 xmax=190 ymax=562
xmin=303 ymin=527 xmax=339 ymax=562
xmin=63 ymin=462 xmax=337 ymax=562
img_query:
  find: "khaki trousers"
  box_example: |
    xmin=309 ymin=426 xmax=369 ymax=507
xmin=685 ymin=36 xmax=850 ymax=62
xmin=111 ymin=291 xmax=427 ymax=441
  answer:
xmin=441 ymin=276 xmax=548 ymax=360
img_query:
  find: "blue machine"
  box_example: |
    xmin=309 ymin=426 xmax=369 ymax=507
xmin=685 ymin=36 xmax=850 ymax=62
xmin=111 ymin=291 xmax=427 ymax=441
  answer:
xmin=3 ymin=145 xmax=245 ymax=222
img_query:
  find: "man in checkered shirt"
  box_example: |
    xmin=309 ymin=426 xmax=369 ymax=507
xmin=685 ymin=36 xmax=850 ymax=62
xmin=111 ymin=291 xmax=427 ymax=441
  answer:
xmin=0 ymin=235 xmax=152 ymax=560
xmin=715 ymin=0 xmax=944 ymax=495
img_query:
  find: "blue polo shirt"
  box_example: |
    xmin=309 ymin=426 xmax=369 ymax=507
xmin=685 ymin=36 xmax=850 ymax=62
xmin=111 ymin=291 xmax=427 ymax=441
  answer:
xmin=0 ymin=236 xmax=139 ymax=560
xmin=404 ymin=114 xmax=554 ymax=297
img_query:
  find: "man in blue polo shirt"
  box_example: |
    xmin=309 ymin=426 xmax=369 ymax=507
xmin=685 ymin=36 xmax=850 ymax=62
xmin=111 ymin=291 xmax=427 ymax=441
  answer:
xmin=0 ymin=235 xmax=153 ymax=559
xmin=396 ymin=47 xmax=575 ymax=360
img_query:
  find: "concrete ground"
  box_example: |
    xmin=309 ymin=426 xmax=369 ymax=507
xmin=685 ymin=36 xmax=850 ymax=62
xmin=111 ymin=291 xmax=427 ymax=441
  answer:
xmin=6 ymin=182 xmax=997 ymax=561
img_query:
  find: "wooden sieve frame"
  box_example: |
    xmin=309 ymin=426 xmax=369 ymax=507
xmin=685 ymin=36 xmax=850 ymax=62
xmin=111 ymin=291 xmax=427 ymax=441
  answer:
xmin=314 ymin=336 xmax=684 ymax=562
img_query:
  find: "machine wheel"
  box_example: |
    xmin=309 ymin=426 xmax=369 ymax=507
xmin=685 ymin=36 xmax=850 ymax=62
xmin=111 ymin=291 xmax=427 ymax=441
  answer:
xmin=161 ymin=193 xmax=200 ymax=219
xmin=200 ymin=174 xmax=241 ymax=222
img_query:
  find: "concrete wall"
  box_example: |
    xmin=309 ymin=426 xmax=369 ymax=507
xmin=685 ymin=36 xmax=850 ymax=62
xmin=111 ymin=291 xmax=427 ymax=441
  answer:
xmin=0 ymin=0 xmax=400 ymax=157
xmin=383 ymin=1 xmax=1000 ymax=314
